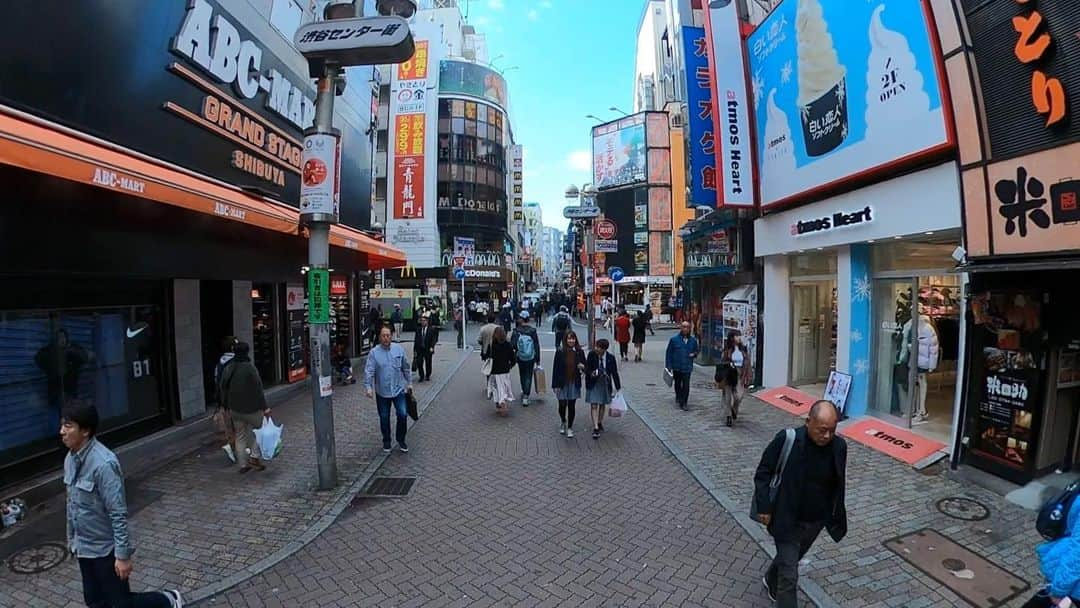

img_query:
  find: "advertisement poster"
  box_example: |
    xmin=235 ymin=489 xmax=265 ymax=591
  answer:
xmin=634 ymin=204 xmax=648 ymax=229
xmin=823 ymin=370 xmax=853 ymax=413
xmin=648 ymin=188 xmax=673 ymax=231
xmin=593 ymin=115 xmax=647 ymax=189
xmin=703 ymin=0 xmax=755 ymax=207
xmin=649 ymin=233 xmax=672 ymax=276
xmin=634 ymin=243 xmax=648 ymax=274
xmin=647 ymin=149 xmax=671 ymax=184
xmin=438 ymin=60 xmax=508 ymax=108
xmin=747 ymin=0 xmax=948 ymax=208
xmin=683 ymin=26 xmax=718 ymax=207
xmin=973 ymin=350 xmax=1039 ymax=471
xmin=285 ymin=286 xmax=307 ymax=382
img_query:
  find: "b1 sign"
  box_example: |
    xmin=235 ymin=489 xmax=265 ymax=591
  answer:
xmin=299 ymin=131 xmax=341 ymax=220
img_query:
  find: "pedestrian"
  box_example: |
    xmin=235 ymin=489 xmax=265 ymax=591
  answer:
xmin=614 ymin=310 xmax=632 ymax=362
xmin=754 ymin=401 xmax=848 ymax=608
xmin=61 ymin=401 xmax=183 ymax=608
xmin=333 ymin=343 xmax=356 ymax=385
xmin=212 ymin=335 xmax=238 ymax=461
xmin=551 ymin=305 xmax=572 ymax=350
xmin=552 ymin=330 xmax=586 ymax=438
xmin=631 ymin=311 xmax=648 ymax=362
xmin=364 ymin=326 xmax=413 ymax=453
xmin=1023 ymin=494 xmax=1080 ymax=607
xmin=586 ymin=338 xmax=621 ymax=440
xmin=499 ymin=302 xmax=514 ymax=333
xmin=217 ymin=342 xmax=271 ymax=473
xmin=716 ymin=331 xmax=752 ymax=427
xmin=390 ymin=304 xmax=404 ymax=342
xmin=485 ymin=325 xmax=517 ymax=416
xmin=510 ymin=310 xmax=541 ymax=406
xmin=367 ymin=305 xmax=383 ymax=344
xmin=413 ymin=315 xmax=438 ymax=382
xmin=665 ymin=321 xmax=699 ymax=410
xmin=644 ymin=306 xmax=655 ymax=336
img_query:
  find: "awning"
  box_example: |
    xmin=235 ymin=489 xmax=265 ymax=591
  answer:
xmin=0 ymin=107 xmax=405 ymax=270
xmin=954 ymin=259 xmax=1080 ymax=274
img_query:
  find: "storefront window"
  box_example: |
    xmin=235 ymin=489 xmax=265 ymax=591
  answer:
xmin=0 ymin=306 xmax=164 ymax=464
xmin=252 ymin=283 xmax=279 ymax=385
xmin=790 ymin=252 xmax=837 ymax=277
xmin=871 ymin=237 xmax=959 ymax=273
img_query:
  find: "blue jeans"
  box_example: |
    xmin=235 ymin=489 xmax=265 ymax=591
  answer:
xmin=376 ymin=393 xmax=408 ymax=447
xmin=518 ymin=360 xmax=535 ymax=396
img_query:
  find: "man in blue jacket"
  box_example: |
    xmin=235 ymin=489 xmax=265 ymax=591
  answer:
xmin=1029 ymin=496 xmax=1080 ymax=607
xmin=665 ymin=321 xmax=699 ymax=410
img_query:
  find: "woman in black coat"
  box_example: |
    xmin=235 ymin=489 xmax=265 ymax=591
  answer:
xmin=483 ymin=326 xmax=517 ymax=416
xmin=585 ymin=338 xmax=622 ymax=440
xmin=631 ymin=312 xmax=648 ymax=362
xmin=551 ymin=330 xmax=587 ymax=437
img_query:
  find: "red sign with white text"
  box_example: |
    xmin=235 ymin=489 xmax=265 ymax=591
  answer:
xmin=330 ymin=276 xmax=348 ymax=295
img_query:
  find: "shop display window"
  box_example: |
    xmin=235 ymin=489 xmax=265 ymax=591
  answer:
xmin=790 ymin=252 xmax=837 ymax=277
xmin=251 ymin=283 xmax=279 ymax=386
xmin=0 ymin=305 xmax=164 ymax=463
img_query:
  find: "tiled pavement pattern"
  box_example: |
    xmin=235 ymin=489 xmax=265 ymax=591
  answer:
xmin=207 ymin=353 xmax=798 ymax=607
xmin=0 ymin=344 xmax=468 ymax=608
xmin=618 ymin=330 xmax=1044 ymax=607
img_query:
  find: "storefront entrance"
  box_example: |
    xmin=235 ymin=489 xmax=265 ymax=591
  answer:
xmin=790 ymin=280 xmax=836 ymax=386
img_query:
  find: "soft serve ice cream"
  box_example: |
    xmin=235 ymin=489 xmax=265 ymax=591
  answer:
xmin=796 ymin=0 xmax=848 ymax=156
xmin=763 ymin=89 xmax=796 ymax=175
xmin=864 ymin=4 xmax=931 ymax=143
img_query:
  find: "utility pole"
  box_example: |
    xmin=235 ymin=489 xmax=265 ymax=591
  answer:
xmin=295 ymin=0 xmax=415 ymax=490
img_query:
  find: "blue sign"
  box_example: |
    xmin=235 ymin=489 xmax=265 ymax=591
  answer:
xmin=682 ymin=26 xmax=716 ymax=207
xmin=747 ymin=0 xmax=948 ymax=207
xmin=608 ymin=267 xmax=625 ymax=282
xmin=454 ymin=268 xmax=466 ymax=280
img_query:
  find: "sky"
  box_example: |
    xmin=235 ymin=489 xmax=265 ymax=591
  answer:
xmin=459 ymin=0 xmax=645 ymax=232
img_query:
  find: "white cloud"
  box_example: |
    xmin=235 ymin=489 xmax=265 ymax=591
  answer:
xmin=540 ymin=0 xmax=553 ymax=7
xmin=567 ymin=150 xmax=591 ymax=171
xmin=473 ymin=15 xmax=491 ymax=26
xmin=488 ymin=0 xmax=504 ymax=9
xmin=527 ymin=8 xmax=539 ymax=20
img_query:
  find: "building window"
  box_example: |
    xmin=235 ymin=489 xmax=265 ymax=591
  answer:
xmin=270 ymin=0 xmax=305 ymax=42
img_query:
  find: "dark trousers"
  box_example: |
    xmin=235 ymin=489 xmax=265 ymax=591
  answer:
xmin=673 ymin=371 xmax=691 ymax=407
xmin=518 ymin=360 xmax=535 ymax=396
xmin=415 ymin=348 xmax=433 ymax=380
xmin=618 ymin=341 xmax=629 ymax=359
xmin=78 ymin=554 xmax=170 ymax=608
xmin=376 ymin=393 xmax=408 ymax=447
xmin=766 ymin=521 xmax=825 ymax=608
xmin=558 ymin=399 xmax=577 ymax=428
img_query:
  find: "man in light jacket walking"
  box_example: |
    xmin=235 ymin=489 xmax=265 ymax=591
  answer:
xmin=753 ymin=401 xmax=848 ymax=607
xmin=365 ymin=326 xmax=413 ymax=453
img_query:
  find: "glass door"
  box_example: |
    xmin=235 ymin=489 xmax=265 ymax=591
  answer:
xmin=791 ymin=282 xmax=832 ymax=385
xmin=870 ymin=278 xmax=917 ymax=425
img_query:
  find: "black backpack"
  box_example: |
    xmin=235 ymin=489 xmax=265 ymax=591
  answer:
xmin=1037 ymin=480 xmax=1080 ymax=540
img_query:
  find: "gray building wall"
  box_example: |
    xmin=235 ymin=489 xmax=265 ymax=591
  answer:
xmin=173 ymin=280 xmax=206 ymax=420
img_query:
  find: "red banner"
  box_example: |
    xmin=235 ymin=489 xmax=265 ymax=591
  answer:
xmin=330 ymin=276 xmax=348 ymax=295
xmin=393 ymin=155 xmax=425 ymax=219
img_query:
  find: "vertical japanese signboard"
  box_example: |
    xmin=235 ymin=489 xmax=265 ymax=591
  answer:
xmin=511 ymin=145 xmax=524 ymax=224
xmin=392 ymin=40 xmax=429 ymax=220
xmin=683 ymin=26 xmax=717 ymax=207
xmin=703 ymin=0 xmax=754 ymax=207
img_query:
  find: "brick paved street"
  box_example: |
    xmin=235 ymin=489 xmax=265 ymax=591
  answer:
xmin=616 ymin=329 xmax=1044 ymax=608
xmin=207 ymin=351 xmax=791 ymax=607
xmin=0 ymin=344 xmax=468 ymax=608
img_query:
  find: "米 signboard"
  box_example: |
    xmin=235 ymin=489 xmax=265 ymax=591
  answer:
xmin=747 ymin=0 xmax=951 ymax=208
xmin=593 ymin=115 xmax=647 ymax=190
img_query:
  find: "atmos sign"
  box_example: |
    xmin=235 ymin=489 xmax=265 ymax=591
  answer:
xmin=792 ymin=206 xmax=873 ymax=236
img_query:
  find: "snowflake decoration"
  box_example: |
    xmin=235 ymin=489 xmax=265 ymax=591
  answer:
xmin=752 ymin=73 xmax=765 ymax=106
xmin=780 ymin=61 xmax=793 ymax=84
xmin=836 ymin=78 xmax=847 ymax=105
xmin=854 ymin=359 xmax=870 ymax=376
xmin=853 ymin=275 xmax=871 ymax=302
xmin=851 ymin=329 xmax=864 ymax=343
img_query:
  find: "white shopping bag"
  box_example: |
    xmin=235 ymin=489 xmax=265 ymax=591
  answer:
xmin=254 ymin=416 xmax=283 ymax=461
xmin=609 ymin=392 xmax=628 ymax=418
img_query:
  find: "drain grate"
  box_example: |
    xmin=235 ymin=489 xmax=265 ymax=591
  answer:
xmin=936 ymin=497 xmax=990 ymax=521
xmin=362 ymin=476 xmax=417 ymax=497
xmin=7 ymin=542 xmax=69 ymax=574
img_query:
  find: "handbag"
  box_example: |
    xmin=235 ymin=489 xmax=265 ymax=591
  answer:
xmin=663 ymin=368 xmax=674 ymax=388
xmin=405 ymin=390 xmax=419 ymax=421
xmin=609 ymin=392 xmax=628 ymax=417
xmin=534 ymin=365 xmax=547 ymax=394
xmin=751 ymin=428 xmax=796 ymax=524
xmin=481 ymin=358 xmax=493 ymax=376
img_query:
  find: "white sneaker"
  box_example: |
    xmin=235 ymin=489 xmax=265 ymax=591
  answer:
xmin=222 ymin=444 xmax=235 ymax=463
xmin=567 ymin=429 xmax=574 ymax=438
xmin=523 ymin=396 xmax=530 ymax=406
xmin=164 ymin=589 xmax=184 ymax=608
xmin=559 ymin=423 xmax=566 ymax=435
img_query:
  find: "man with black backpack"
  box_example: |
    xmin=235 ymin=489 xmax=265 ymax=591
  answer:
xmin=552 ymin=305 xmax=572 ymax=350
xmin=753 ymin=401 xmax=848 ymax=608
xmin=511 ymin=311 xmax=541 ymax=406
xmin=1027 ymin=482 xmax=1080 ymax=607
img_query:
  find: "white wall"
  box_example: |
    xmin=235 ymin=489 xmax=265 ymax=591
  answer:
xmin=633 ymin=0 xmax=666 ymax=112
xmin=762 ymin=256 xmax=791 ymax=388
xmin=835 ymin=246 xmax=851 ymax=373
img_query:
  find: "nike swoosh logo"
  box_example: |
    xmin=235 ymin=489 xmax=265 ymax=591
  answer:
xmin=126 ymin=326 xmax=147 ymax=338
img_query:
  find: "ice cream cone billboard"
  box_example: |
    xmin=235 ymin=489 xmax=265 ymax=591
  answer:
xmin=747 ymin=0 xmax=951 ymax=209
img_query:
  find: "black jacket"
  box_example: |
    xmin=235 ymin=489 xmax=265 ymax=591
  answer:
xmin=483 ymin=340 xmax=516 ymax=374
xmin=585 ymin=351 xmax=621 ymax=393
xmin=753 ymin=427 xmax=848 ymax=543
xmin=631 ymin=316 xmax=647 ymax=343
xmin=218 ymin=358 xmax=268 ymax=414
xmin=551 ymin=346 xmax=586 ymax=389
xmin=414 ymin=325 xmax=438 ymax=352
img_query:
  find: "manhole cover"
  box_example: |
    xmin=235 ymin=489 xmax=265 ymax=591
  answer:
xmin=7 ymin=542 xmax=69 ymax=574
xmin=936 ymin=497 xmax=990 ymax=521
xmin=362 ymin=476 xmax=416 ymax=497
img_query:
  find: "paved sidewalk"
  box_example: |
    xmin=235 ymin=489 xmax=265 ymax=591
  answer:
xmin=207 ymin=355 xmax=805 ymax=607
xmin=618 ymin=332 xmax=1043 ymax=607
xmin=0 ymin=344 xmax=469 ymax=608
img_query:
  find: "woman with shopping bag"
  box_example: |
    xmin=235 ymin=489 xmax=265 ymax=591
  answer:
xmin=551 ymin=330 xmax=586 ymax=437
xmin=218 ymin=342 xmax=271 ymax=473
xmin=585 ymin=338 xmax=622 ymax=440
xmin=715 ymin=331 xmax=753 ymax=427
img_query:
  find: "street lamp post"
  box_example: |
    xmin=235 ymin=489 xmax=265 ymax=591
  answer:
xmin=565 ymin=183 xmax=598 ymax=349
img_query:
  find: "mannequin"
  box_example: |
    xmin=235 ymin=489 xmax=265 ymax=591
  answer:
xmin=899 ymin=312 xmax=940 ymax=423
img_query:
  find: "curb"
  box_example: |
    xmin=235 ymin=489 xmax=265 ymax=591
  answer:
xmin=191 ymin=350 xmax=472 ymax=605
xmin=623 ymin=394 xmax=841 ymax=608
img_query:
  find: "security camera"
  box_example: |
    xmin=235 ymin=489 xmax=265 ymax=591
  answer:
xmin=951 ymin=246 xmax=966 ymax=263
